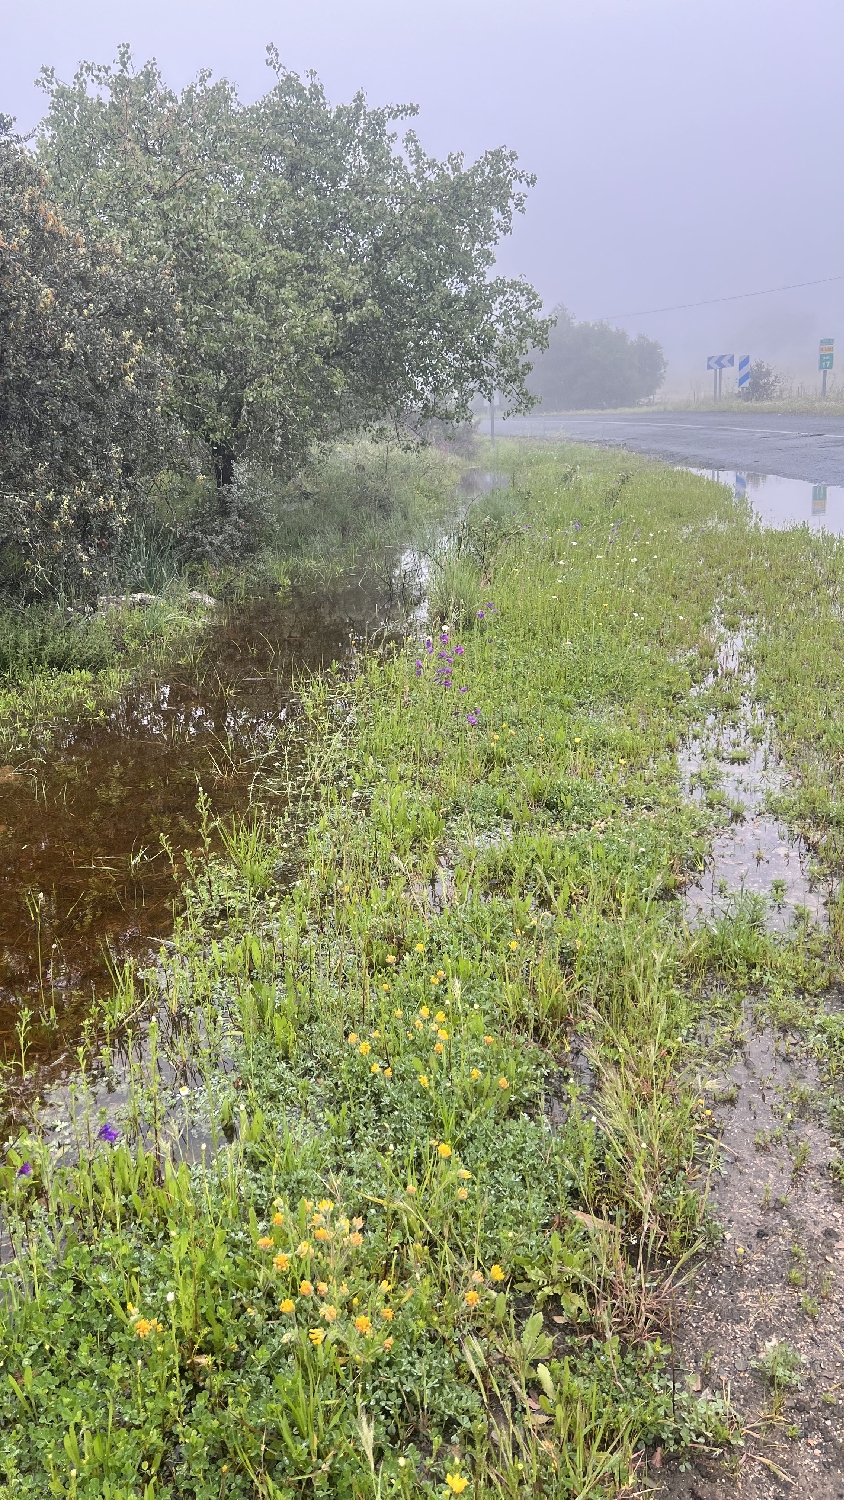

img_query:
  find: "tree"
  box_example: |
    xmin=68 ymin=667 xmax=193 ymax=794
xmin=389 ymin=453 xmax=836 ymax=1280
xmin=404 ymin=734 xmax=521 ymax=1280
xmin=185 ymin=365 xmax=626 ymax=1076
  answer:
xmin=37 ymin=49 xmax=551 ymax=485
xmin=738 ymin=360 xmax=783 ymax=402
xmin=0 ymin=121 xmax=178 ymax=592
xmin=528 ymin=307 xmax=666 ymax=409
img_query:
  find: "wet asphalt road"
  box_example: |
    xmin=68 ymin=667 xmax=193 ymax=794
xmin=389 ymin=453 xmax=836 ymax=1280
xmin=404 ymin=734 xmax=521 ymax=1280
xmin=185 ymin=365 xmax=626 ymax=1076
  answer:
xmin=495 ymin=410 xmax=844 ymax=484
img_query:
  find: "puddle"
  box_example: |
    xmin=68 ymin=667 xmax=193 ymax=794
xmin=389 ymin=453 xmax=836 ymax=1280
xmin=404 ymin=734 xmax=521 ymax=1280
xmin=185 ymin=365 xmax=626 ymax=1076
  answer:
xmin=682 ymin=719 xmax=832 ymax=931
xmin=681 ymin=632 xmax=833 ymax=931
xmin=0 ymin=557 xmax=424 ymax=1097
xmin=456 ymin=468 xmax=511 ymax=495
xmin=686 ymin=467 xmax=844 ymax=534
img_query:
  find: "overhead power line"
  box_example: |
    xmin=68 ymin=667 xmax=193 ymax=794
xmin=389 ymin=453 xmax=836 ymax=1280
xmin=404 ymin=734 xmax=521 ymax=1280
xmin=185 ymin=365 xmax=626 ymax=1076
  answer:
xmin=601 ymin=272 xmax=844 ymax=321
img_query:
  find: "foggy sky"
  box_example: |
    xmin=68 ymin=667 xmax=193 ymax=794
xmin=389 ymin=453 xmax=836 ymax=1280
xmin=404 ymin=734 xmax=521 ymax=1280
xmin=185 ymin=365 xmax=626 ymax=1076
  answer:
xmin=3 ymin=0 xmax=841 ymax=395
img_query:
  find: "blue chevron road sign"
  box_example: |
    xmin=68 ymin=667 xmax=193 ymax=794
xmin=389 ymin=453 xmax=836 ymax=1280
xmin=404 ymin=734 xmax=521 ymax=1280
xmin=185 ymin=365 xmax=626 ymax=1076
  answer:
xmin=738 ymin=356 xmax=750 ymax=388
xmin=706 ymin=354 xmax=734 ymax=370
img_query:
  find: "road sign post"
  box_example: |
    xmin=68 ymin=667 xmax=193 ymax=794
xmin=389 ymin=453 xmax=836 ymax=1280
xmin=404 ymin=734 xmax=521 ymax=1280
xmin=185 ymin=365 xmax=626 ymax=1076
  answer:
xmin=707 ymin=354 xmax=734 ymax=402
xmin=819 ymin=339 xmax=834 ymax=397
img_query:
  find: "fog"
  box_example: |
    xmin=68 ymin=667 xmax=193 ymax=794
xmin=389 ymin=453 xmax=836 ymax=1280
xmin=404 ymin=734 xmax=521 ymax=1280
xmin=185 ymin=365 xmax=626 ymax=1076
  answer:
xmin=4 ymin=0 xmax=841 ymax=397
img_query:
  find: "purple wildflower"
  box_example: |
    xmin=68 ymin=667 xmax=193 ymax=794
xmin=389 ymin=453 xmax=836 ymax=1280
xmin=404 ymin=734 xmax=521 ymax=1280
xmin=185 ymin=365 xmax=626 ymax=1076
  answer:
xmin=455 ymin=644 xmax=464 ymax=656
xmin=467 ymin=712 xmax=479 ymax=726
xmin=415 ymin=659 xmax=423 ymax=677
xmin=459 ymin=685 xmax=468 ymax=693
xmin=17 ymin=1161 xmax=32 ymax=1178
xmin=573 ymin=521 xmax=581 ymax=531
xmin=98 ymin=1122 xmax=119 ymax=1144
xmin=425 ymin=637 xmax=433 ymax=655
xmin=477 ymin=610 xmax=485 ymax=620
xmin=440 ymin=630 xmax=449 ymax=642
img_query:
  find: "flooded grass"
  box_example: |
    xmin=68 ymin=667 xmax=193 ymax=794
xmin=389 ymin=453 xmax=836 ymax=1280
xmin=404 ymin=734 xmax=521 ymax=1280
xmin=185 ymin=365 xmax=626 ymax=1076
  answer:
xmin=2 ymin=442 xmax=844 ymax=1496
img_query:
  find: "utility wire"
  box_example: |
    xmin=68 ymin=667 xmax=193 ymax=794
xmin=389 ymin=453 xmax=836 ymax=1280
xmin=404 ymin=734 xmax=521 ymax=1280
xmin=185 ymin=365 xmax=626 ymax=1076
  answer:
xmin=601 ymin=272 xmax=844 ymax=321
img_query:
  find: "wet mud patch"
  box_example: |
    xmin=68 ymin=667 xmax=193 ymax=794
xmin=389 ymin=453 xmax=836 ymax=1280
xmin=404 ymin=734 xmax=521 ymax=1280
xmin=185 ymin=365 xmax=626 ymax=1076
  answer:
xmin=659 ymin=1016 xmax=844 ymax=1498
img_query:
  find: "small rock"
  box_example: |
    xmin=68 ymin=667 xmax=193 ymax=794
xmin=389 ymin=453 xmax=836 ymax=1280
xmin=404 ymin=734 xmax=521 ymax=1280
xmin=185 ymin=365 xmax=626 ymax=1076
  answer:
xmin=97 ymin=592 xmax=158 ymax=612
xmin=187 ymin=590 xmax=218 ymax=608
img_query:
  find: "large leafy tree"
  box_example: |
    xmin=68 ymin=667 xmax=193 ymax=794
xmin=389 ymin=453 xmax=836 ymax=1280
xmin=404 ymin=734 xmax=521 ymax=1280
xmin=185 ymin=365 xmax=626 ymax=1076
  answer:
xmin=529 ymin=307 xmax=665 ymax=410
xmin=38 ymin=48 xmax=550 ymax=483
xmin=0 ymin=120 xmax=178 ymax=591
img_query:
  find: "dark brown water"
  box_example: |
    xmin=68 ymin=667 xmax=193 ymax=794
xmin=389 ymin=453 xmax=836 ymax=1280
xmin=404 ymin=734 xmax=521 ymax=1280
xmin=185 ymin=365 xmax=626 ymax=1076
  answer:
xmin=0 ymin=561 xmax=416 ymax=1093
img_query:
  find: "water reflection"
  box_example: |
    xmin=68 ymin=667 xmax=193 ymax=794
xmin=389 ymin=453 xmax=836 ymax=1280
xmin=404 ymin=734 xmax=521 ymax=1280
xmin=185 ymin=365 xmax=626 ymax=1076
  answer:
xmin=688 ymin=467 xmax=844 ymax=533
xmin=0 ymin=559 xmax=424 ymax=1089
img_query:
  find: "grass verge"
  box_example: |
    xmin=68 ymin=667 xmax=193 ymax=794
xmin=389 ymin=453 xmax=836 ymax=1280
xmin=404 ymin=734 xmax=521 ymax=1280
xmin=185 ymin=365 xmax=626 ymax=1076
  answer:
xmin=2 ymin=442 xmax=844 ymax=1496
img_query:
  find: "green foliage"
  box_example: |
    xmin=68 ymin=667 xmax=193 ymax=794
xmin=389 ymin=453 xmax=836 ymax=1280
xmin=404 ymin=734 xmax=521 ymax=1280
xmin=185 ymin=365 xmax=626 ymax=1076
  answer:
xmin=38 ymin=48 xmax=550 ymax=487
xmin=0 ymin=122 xmax=178 ymax=595
xmin=737 ymin=359 xmax=784 ymax=402
xmin=528 ymin=306 xmax=666 ymax=410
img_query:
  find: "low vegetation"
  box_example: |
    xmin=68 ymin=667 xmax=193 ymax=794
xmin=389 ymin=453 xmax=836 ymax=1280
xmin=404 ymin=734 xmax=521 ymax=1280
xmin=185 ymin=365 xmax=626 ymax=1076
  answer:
xmin=2 ymin=442 xmax=844 ymax=1495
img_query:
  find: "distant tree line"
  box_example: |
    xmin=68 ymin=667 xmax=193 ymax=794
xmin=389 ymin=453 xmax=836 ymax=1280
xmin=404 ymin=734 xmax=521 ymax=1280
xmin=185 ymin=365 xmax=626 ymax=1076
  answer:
xmin=528 ymin=307 xmax=666 ymax=410
xmin=1 ymin=49 xmax=551 ymax=592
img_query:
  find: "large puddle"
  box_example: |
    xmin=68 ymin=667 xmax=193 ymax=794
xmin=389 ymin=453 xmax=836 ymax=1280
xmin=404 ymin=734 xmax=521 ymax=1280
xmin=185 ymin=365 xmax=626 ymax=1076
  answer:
xmin=0 ymin=557 xmax=423 ymax=1099
xmin=687 ymin=468 xmax=844 ymax=533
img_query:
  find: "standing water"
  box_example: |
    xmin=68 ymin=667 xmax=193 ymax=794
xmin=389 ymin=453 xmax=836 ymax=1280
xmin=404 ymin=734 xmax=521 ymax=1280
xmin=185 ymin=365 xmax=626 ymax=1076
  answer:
xmin=0 ymin=560 xmax=422 ymax=1098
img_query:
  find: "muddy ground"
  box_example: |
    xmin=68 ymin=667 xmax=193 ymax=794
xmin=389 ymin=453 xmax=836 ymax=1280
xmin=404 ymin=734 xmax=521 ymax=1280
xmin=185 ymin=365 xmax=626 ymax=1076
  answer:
xmin=655 ymin=1020 xmax=844 ymax=1499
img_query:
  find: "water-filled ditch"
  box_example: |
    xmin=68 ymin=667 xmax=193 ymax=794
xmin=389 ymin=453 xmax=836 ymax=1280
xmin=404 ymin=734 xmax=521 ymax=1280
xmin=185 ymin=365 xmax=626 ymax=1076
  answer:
xmin=0 ymin=557 xmax=425 ymax=1099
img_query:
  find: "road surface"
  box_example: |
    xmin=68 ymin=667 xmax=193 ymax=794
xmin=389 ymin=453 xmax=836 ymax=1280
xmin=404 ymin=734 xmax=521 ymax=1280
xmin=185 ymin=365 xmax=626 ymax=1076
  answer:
xmin=495 ymin=410 xmax=844 ymax=485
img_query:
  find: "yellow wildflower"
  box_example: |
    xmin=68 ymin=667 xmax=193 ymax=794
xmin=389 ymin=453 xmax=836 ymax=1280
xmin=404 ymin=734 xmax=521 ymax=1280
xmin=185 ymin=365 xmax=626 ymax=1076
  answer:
xmin=297 ymin=1241 xmax=312 ymax=1257
xmin=380 ymin=1279 xmax=391 ymax=1292
xmin=490 ymin=1265 xmax=506 ymax=1282
xmin=498 ymin=1077 xmax=509 ymax=1090
xmin=382 ymin=983 xmax=390 ymax=992
xmin=359 ymin=1040 xmax=371 ymax=1056
xmin=384 ymin=1067 xmax=393 ymax=1078
xmin=348 ymin=1033 xmax=359 ymax=1045
xmin=386 ymin=954 xmax=396 ymax=965
xmin=314 ymin=1227 xmax=330 ymax=1240
xmin=446 ymin=1475 xmax=469 ymax=1495
xmin=272 ymin=1211 xmax=284 ymax=1226
xmin=354 ymin=1315 xmax=373 ymax=1335
xmin=437 ymin=1143 xmax=452 ymax=1159
xmin=434 ymin=1042 xmax=444 ymax=1055
xmin=465 ymin=1290 xmax=480 ymax=1308
xmin=300 ymin=1280 xmax=314 ymax=1296
xmin=382 ymin=1306 xmax=394 ymax=1321
xmin=317 ymin=1282 xmax=329 ymax=1295
xmin=384 ymin=1335 xmax=394 ymax=1351
xmin=457 ymin=1168 xmax=471 ymax=1180
xmin=470 ymin=1068 xmax=481 ymax=1081
xmin=471 ymin=1269 xmax=484 ymax=1283
xmin=349 ymin=1231 xmax=363 ymax=1247
xmin=273 ymin=1253 xmax=290 ymax=1272
xmin=135 ymin=1318 xmax=163 ymax=1338
xmin=484 ymin=1035 xmax=494 ymax=1045
xmin=280 ymin=1298 xmax=295 ymax=1314
xmin=437 ymin=1028 xmax=449 ymax=1040
xmin=419 ymin=1075 xmax=429 ymax=1089
xmin=430 ymin=975 xmax=439 ymax=985
xmin=414 ymin=942 xmax=425 ymax=952
xmin=435 ymin=1010 xmax=446 ymax=1023
xmin=308 ymin=1328 xmax=325 ymax=1346
xmin=371 ymin=1062 xmax=381 ymax=1073
xmin=420 ymin=1005 xmax=430 ymax=1019
xmin=321 ymin=1305 xmax=338 ymax=1323
xmin=457 ymin=1187 xmax=468 ymax=1201
xmin=394 ymin=1008 xmax=403 ymax=1018
xmin=257 ymin=1236 xmax=273 ymax=1250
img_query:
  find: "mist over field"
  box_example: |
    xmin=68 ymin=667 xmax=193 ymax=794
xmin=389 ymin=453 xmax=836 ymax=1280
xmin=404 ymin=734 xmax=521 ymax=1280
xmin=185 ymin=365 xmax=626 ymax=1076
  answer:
xmin=4 ymin=0 xmax=843 ymax=398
